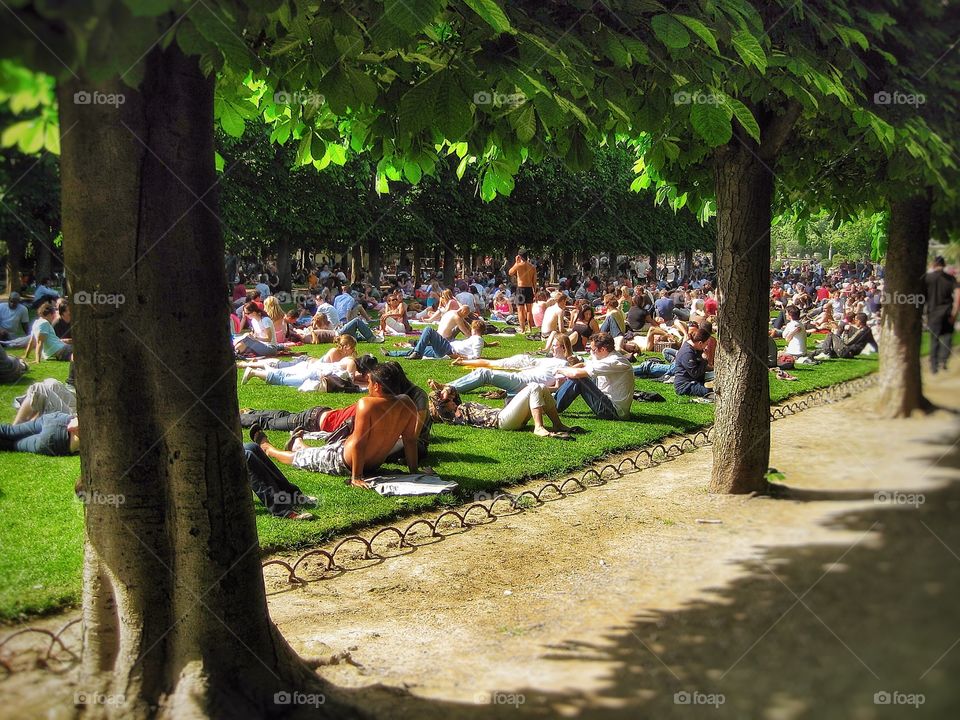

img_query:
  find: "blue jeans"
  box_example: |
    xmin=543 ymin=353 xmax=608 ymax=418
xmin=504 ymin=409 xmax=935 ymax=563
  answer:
xmin=449 ymin=368 xmax=526 ymax=394
xmin=340 ymin=316 xmax=374 ymax=341
xmin=555 ymin=378 xmax=620 ymax=420
xmin=243 ymin=442 xmax=307 ymax=516
xmin=0 ymin=412 xmax=72 ymax=455
xmin=634 ymin=359 xmax=674 ymax=378
xmin=675 ymin=380 xmax=711 ymax=397
xmin=600 ymin=314 xmax=624 ymax=338
xmin=385 ymin=327 xmax=451 ymax=358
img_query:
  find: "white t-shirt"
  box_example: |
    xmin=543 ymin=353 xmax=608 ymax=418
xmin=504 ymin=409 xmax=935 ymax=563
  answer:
xmin=783 ymin=320 xmax=807 ymax=356
xmin=584 ymin=353 xmax=634 ymax=419
xmin=450 ymin=335 xmax=484 ymax=359
xmin=0 ymin=303 xmax=29 ymax=336
xmin=455 ymin=291 xmax=475 ymax=311
xmin=315 ymin=302 xmax=340 ymax=327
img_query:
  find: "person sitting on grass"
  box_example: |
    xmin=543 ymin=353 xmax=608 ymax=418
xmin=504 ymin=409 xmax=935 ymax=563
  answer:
xmin=674 ymin=327 xmax=715 ymax=402
xmin=240 ymin=361 xmax=432 ymax=461
xmin=781 ymin=305 xmax=808 ymax=357
xmin=385 ymin=319 xmax=490 ymax=360
xmin=290 ymin=313 xmax=338 ymax=344
xmin=598 ymin=294 xmax=626 ymax=338
xmin=553 ymin=332 xmax=634 ymax=420
xmin=0 ymin=345 xmax=28 ymax=384
xmin=642 ymin=314 xmax=687 ymax=353
xmin=0 ymin=412 xmax=79 ymax=455
xmin=24 ymin=302 xmax=73 ymax=363
xmin=814 ymin=312 xmax=878 ymax=359
xmin=251 ymin=364 xmax=428 ymax=489
xmin=428 ymin=382 xmax=582 ymax=439
xmin=0 ymin=292 xmax=31 ymax=346
xmin=234 ymin=302 xmax=281 ymax=357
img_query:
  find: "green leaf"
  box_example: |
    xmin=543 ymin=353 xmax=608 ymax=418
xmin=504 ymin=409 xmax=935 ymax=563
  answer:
xmin=462 ymin=0 xmax=513 ymax=34
xmin=384 ymin=0 xmax=443 ymax=34
xmin=403 ymin=159 xmax=423 ymax=183
xmin=731 ymin=30 xmax=767 ymax=73
xmin=435 ymin=75 xmax=473 ymax=140
xmin=690 ymin=102 xmax=732 ymax=147
xmin=651 ymin=15 xmax=691 ymax=50
xmin=399 ymin=78 xmax=438 ymax=137
xmin=122 ymin=0 xmax=175 ymax=17
xmin=480 ymin=169 xmax=498 ymax=201
xmin=511 ymin=102 xmax=536 ymax=143
xmin=214 ymin=151 xmax=225 ymax=172
xmin=723 ymin=96 xmax=761 ymax=143
xmin=675 ymin=15 xmax=719 ymax=54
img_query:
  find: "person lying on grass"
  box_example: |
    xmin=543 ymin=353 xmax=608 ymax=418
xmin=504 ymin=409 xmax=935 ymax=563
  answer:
xmin=0 ymin=412 xmax=79 ymax=456
xmin=240 ymin=362 xmax=432 ymax=463
xmin=428 ymin=382 xmax=583 ymax=440
xmin=241 ymin=442 xmax=318 ymax=521
xmin=240 ymin=336 xmax=363 ymax=389
xmin=433 ymin=335 xmax=577 ymax=398
xmin=251 ymin=364 xmax=429 ymax=489
xmin=384 ymin=319 xmax=491 ymax=360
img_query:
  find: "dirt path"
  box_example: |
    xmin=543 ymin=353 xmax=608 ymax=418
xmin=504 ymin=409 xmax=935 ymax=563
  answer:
xmin=268 ymin=372 xmax=960 ymax=719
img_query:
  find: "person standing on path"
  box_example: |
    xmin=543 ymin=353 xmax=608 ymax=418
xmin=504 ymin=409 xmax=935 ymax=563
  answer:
xmin=924 ymin=256 xmax=960 ymax=374
xmin=509 ymin=251 xmax=537 ymax=334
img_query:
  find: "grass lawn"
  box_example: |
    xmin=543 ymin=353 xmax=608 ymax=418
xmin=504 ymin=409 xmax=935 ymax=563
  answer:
xmin=0 ymin=328 xmax=880 ymax=622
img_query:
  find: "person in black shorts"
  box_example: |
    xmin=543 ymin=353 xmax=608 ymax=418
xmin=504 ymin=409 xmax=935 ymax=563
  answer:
xmin=509 ymin=251 xmax=538 ymax=334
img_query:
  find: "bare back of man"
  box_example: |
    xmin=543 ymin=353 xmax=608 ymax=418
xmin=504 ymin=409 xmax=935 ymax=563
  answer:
xmin=344 ymin=394 xmax=419 ymax=487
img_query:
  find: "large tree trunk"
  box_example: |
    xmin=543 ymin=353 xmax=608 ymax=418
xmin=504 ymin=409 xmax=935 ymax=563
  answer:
xmin=648 ymin=252 xmax=657 ymax=280
xmin=4 ymin=235 xmax=24 ymax=295
xmin=442 ymin=240 xmax=455 ymax=287
xmin=878 ymin=192 xmax=933 ymax=416
xmin=411 ymin=241 xmax=422 ymax=286
xmin=683 ymin=249 xmax=693 ymax=280
xmin=58 ymin=46 xmax=343 ymax=719
xmin=34 ymin=237 xmax=52 ymax=283
xmin=367 ymin=236 xmax=382 ymax=286
xmin=708 ymin=147 xmax=773 ymax=495
xmin=276 ymin=235 xmax=292 ymax=294
xmin=351 ymin=241 xmax=363 ymax=284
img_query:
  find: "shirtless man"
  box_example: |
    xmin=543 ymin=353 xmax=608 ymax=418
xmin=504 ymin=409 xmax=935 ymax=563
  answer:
xmin=254 ymin=365 xmax=428 ymax=488
xmin=436 ymin=305 xmax=472 ymax=340
xmin=540 ymin=292 xmax=567 ymax=344
xmin=509 ymin=251 xmax=537 ymax=334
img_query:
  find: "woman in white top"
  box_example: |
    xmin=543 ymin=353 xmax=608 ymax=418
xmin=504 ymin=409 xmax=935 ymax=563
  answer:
xmin=234 ymin=302 xmax=281 ymax=357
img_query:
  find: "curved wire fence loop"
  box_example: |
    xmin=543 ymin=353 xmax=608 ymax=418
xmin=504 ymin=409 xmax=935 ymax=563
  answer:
xmin=261 ymin=559 xmax=302 ymax=584
xmin=331 ymin=536 xmax=374 ymax=562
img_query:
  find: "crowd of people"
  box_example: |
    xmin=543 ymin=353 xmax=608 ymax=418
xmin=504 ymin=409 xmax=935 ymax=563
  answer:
xmin=3 ymin=249 xmax=957 ymax=523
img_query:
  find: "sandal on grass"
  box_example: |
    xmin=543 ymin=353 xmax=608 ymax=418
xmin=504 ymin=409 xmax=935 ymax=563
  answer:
xmin=285 ymin=428 xmax=305 ymax=451
xmin=249 ymin=424 xmax=267 ymax=446
xmin=567 ymin=426 xmax=588 ymax=434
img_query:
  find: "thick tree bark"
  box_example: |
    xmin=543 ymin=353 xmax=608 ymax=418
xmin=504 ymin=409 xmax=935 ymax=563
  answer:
xmin=411 ymin=241 xmax=422 ymax=286
xmin=34 ymin=237 xmax=52 ymax=282
xmin=4 ymin=235 xmax=24 ymax=295
xmin=58 ymin=46 xmax=345 ymax=719
xmin=648 ymin=252 xmax=657 ymax=280
xmin=367 ymin=236 xmax=382 ymax=285
xmin=708 ymin=147 xmax=774 ymax=495
xmin=276 ymin=236 xmax=291 ymax=294
xmin=683 ymin=249 xmax=693 ymax=280
xmin=351 ymin=241 xmax=363 ymax=284
xmin=878 ymin=192 xmax=933 ymax=417
xmin=561 ymin=250 xmax=574 ymax=279
xmin=442 ymin=240 xmax=455 ymax=287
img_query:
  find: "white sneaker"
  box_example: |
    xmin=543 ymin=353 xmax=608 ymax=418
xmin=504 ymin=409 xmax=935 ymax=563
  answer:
xmin=814 ymin=352 xmax=831 ymax=361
